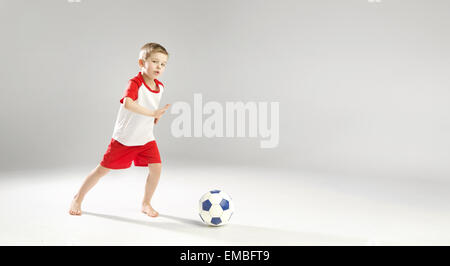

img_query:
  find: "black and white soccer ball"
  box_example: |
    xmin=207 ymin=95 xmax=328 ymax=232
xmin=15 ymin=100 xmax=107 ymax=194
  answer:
xmin=199 ymin=190 xmax=234 ymax=226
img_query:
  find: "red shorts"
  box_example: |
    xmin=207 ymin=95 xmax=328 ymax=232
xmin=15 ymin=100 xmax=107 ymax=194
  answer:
xmin=100 ymin=138 xmax=161 ymax=169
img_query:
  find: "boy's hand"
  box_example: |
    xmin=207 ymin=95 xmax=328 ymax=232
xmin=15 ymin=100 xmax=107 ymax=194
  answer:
xmin=153 ymin=104 xmax=170 ymax=119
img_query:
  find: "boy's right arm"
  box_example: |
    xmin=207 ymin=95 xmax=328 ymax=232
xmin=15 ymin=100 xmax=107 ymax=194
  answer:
xmin=124 ymin=97 xmax=170 ymax=118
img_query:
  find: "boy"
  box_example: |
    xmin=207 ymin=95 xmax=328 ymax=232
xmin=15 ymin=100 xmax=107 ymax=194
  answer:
xmin=69 ymin=43 xmax=170 ymax=218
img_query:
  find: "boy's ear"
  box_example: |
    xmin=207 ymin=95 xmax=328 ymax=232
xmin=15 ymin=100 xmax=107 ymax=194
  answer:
xmin=138 ymin=59 xmax=144 ymax=67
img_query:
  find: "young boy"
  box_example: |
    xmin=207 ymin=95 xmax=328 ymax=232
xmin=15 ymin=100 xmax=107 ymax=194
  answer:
xmin=69 ymin=43 xmax=170 ymax=218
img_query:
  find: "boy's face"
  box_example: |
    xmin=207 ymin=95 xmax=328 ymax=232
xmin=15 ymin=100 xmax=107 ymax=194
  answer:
xmin=139 ymin=52 xmax=168 ymax=80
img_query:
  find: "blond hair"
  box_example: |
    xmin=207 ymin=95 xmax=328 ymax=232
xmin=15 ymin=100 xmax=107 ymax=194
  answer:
xmin=139 ymin=42 xmax=169 ymax=61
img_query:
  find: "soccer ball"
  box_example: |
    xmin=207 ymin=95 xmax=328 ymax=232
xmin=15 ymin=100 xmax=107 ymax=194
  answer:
xmin=199 ymin=189 xmax=234 ymax=226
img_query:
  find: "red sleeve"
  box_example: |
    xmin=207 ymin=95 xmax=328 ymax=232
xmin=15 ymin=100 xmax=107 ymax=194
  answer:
xmin=119 ymin=80 xmax=139 ymax=104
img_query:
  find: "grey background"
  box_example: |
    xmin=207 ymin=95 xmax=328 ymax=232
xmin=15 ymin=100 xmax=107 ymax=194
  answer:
xmin=1 ymin=0 xmax=449 ymax=179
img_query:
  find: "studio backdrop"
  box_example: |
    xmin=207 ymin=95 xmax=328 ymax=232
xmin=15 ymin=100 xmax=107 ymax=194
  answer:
xmin=1 ymin=0 xmax=449 ymax=180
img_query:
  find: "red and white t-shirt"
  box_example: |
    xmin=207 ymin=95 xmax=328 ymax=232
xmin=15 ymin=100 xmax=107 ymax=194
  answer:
xmin=111 ymin=72 xmax=164 ymax=146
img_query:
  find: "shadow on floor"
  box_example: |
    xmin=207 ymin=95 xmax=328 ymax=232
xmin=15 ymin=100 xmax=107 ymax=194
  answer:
xmin=83 ymin=211 xmax=368 ymax=245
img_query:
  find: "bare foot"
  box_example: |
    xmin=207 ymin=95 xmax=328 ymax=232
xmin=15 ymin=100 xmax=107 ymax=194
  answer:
xmin=69 ymin=198 xmax=82 ymax=216
xmin=142 ymin=204 xmax=159 ymax=217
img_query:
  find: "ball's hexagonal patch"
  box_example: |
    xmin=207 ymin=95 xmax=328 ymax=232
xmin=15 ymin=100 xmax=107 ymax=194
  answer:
xmin=200 ymin=211 xmax=212 ymax=224
xmin=210 ymin=190 xmax=221 ymax=194
xmin=202 ymin=200 xmax=212 ymax=211
xmin=200 ymin=192 xmax=211 ymax=204
xmin=221 ymin=209 xmax=233 ymax=224
xmin=209 ymin=205 xmax=224 ymax=217
xmin=208 ymin=193 xmax=222 ymax=205
xmin=219 ymin=191 xmax=232 ymax=201
xmin=219 ymin=199 xmax=229 ymax=210
xmin=211 ymin=217 xmax=222 ymax=225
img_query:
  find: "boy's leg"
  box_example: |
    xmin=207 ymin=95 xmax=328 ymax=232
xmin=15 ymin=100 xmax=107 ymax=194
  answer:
xmin=69 ymin=164 xmax=111 ymax=215
xmin=142 ymin=163 xmax=162 ymax=217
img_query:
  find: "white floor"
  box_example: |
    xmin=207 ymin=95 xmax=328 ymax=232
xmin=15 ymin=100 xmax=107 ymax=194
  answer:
xmin=1 ymin=161 xmax=450 ymax=246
